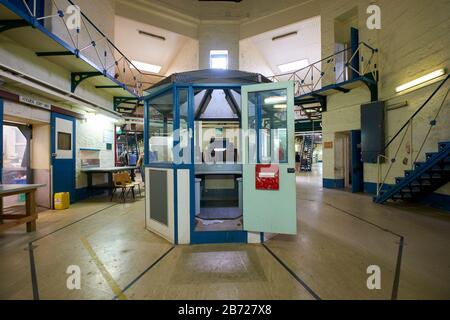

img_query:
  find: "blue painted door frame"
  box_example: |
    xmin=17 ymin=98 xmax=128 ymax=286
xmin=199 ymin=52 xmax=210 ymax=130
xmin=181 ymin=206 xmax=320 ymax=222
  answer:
xmin=351 ymin=130 xmax=364 ymax=193
xmin=51 ymin=112 xmax=76 ymax=203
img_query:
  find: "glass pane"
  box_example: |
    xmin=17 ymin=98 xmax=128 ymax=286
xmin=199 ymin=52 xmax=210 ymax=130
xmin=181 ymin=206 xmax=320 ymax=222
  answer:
xmin=2 ymin=125 xmax=29 ymax=206
xmin=57 ymin=132 xmax=71 ymax=150
xmin=176 ymin=88 xmax=190 ymax=164
xmin=248 ymin=89 xmax=288 ymax=164
xmin=148 ymin=91 xmax=173 ymax=163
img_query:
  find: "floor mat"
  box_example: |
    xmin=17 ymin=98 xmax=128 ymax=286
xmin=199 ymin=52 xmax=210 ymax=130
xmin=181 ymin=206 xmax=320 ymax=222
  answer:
xmin=196 ymin=207 xmax=242 ymax=220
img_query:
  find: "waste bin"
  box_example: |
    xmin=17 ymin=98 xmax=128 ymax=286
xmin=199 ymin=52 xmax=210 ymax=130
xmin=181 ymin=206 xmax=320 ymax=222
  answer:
xmin=54 ymin=192 xmax=70 ymax=210
xmin=237 ymin=177 xmax=243 ymax=214
xmin=195 ymin=178 xmax=201 ymax=215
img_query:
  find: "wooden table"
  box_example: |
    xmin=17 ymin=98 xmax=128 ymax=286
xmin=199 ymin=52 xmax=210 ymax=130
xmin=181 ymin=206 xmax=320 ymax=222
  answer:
xmin=81 ymin=166 xmax=137 ymax=195
xmin=0 ymin=184 xmax=45 ymax=233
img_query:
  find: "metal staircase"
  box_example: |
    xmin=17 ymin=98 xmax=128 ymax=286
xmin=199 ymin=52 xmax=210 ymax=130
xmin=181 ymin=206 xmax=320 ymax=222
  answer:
xmin=374 ymin=141 xmax=450 ymax=203
xmin=300 ymin=135 xmax=314 ymax=172
xmin=374 ymin=73 xmax=450 ymax=204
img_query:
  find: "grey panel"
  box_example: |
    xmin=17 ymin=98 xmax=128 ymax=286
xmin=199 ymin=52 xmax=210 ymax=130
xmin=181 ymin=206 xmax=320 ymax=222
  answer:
xmin=361 ymin=101 xmax=385 ymax=163
xmin=149 ymin=170 xmax=168 ymax=226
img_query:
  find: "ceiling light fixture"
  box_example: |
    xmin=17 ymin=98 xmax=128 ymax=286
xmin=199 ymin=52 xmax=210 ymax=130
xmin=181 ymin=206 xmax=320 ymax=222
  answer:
xmin=264 ymin=96 xmax=287 ymax=104
xmin=138 ymin=30 xmax=166 ymax=41
xmin=395 ymin=69 xmax=445 ymax=93
xmin=130 ymin=60 xmax=162 ymax=74
xmin=278 ymin=59 xmax=309 ymax=73
xmin=272 ymin=31 xmax=298 ymax=42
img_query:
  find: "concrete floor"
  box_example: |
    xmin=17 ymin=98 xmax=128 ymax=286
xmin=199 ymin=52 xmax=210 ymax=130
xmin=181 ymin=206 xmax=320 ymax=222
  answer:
xmin=1 ymin=164 xmax=449 ymax=300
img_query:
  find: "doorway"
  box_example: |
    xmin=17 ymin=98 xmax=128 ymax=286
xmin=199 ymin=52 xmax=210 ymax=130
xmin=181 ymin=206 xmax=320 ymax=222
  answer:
xmin=51 ymin=113 xmax=76 ymax=204
xmin=2 ymin=123 xmax=32 ymax=207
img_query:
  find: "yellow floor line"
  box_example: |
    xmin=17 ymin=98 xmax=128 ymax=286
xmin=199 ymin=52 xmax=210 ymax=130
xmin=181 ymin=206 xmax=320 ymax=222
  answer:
xmin=80 ymin=237 xmax=128 ymax=300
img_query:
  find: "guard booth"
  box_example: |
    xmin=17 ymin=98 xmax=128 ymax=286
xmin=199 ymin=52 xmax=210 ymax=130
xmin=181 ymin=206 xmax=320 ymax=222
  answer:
xmin=143 ymin=70 xmax=296 ymax=244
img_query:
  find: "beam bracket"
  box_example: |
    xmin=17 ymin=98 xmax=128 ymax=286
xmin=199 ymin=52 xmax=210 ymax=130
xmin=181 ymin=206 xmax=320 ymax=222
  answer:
xmin=114 ymin=96 xmax=142 ymax=112
xmin=0 ymin=19 xmax=29 ymax=33
xmin=71 ymin=72 xmax=102 ymax=93
xmin=361 ymin=72 xmax=379 ymax=102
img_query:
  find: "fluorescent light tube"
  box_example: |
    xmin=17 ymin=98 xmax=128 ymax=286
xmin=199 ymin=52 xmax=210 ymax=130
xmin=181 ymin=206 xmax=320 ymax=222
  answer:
xmin=395 ymin=69 xmax=445 ymax=92
xmin=278 ymin=59 xmax=309 ymax=73
xmin=130 ymin=60 xmax=162 ymax=73
xmin=264 ymin=96 xmax=287 ymax=104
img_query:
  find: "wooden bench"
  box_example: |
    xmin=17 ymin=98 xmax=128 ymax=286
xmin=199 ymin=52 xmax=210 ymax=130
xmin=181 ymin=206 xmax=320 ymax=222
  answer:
xmin=0 ymin=184 xmax=45 ymax=233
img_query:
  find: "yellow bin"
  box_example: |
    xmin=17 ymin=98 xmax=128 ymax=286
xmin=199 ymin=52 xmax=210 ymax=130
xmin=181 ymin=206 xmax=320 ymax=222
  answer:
xmin=54 ymin=192 xmax=70 ymax=210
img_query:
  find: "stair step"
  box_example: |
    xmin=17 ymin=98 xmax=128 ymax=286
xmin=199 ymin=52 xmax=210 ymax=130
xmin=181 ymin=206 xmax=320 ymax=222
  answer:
xmin=438 ymin=141 xmax=450 ymax=150
xmin=426 ymin=152 xmax=437 ymax=160
xmin=414 ymin=162 xmax=425 ymax=169
xmin=431 ymin=172 xmax=443 ymax=179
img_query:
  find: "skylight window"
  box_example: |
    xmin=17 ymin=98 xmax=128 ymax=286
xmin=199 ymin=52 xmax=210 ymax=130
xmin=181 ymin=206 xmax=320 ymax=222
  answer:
xmin=278 ymin=59 xmax=309 ymax=73
xmin=210 ymin=50 xmax=228 ymax=69
xmin=130 ymin=60 xmax=162 ymax=73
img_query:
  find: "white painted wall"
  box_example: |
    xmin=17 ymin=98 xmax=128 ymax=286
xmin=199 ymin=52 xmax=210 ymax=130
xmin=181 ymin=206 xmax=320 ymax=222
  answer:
xmin=320 ymin=0 xmax=450 ymax=195
xmin=164 ymin=39 xmax=199 ymax=75
xmin=239 ymin=39 xmax=273 ymax=77
xmin=198 ymin=22 xmax=240 ymax=70
xmin=76 ymin=115 xmax=115 ymax=189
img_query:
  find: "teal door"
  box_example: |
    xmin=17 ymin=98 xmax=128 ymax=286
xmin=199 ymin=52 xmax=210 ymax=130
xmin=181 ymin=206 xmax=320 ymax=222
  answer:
xmin=241 ymin=81 xmax=297 ymax=235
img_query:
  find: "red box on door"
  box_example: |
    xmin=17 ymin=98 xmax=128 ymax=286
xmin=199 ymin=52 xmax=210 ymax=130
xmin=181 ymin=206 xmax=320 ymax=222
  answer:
xmin=255 ymin=164 xmax=279 ymax=190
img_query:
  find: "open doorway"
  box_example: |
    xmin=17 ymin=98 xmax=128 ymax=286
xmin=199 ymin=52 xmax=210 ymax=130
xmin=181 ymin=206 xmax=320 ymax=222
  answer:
xmin=193 ymin=89 xmax=243 ymax=232
xmin=2 ymin=123 xmax=31 ymax=208
xmin=334 ymin=130 xmax=363 ymax=192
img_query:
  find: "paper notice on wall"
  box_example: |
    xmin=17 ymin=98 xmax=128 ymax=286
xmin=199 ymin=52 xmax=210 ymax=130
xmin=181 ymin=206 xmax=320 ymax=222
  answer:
xmin=103 ymin=129 xmax=114 ymax=144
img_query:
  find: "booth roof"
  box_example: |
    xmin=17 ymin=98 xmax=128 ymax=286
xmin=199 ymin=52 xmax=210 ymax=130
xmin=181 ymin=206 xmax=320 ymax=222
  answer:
xmin=146 ymin=69 xmax=271 ymax=91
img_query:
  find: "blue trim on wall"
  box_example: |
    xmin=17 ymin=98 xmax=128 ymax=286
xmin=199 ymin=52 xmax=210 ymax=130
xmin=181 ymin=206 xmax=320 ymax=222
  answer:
xmin=364 ymin=182 xmax=393 ymax=195
xmin=323 ymin=178 xmax=345 ymax=189
xmin=420 ymin=193 xmax=450 ymax=212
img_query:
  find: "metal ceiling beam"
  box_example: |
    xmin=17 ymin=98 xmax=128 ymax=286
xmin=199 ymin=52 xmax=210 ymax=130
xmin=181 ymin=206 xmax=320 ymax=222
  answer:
xmin=36 ymin=51 xmax=73 ymax=57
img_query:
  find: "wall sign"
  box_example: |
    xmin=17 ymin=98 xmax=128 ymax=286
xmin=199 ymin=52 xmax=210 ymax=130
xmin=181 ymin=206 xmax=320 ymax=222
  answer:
xmin=324 ymin=141 xmax=333 ymax=149
xmin=19 ymin=96 xmax=51 ymax=110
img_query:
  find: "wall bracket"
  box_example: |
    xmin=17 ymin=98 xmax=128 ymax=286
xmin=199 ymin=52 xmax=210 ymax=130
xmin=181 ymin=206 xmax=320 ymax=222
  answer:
xmin=71 ymin=72 xmax=102 ymax=93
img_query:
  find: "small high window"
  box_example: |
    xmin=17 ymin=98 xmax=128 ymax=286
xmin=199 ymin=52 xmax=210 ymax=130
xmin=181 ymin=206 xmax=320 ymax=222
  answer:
xmin=210 ymin=50 xmax=228 ymax=69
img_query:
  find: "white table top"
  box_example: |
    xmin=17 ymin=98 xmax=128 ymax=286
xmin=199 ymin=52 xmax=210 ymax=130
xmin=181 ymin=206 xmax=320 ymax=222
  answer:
xmin=0 ymin=184 xmax=45 ymax=195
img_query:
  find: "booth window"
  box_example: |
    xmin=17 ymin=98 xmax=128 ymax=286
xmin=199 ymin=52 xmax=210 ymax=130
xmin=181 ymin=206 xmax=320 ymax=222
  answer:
xmin=148 ymin=91 xmax=174 ymax=163
xmin=210 ymin=50 xmax=228 ymax=69
xmin=248 ymin=89 xmax=288 ymax=164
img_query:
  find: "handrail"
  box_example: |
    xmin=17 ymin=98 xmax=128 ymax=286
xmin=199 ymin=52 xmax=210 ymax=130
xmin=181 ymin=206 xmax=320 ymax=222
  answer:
xmin=269 ymin=42 xmax=378 ymax=97
xmin=3 ymin=0 xmax=164 ymax=97
xmin=376 ymin=73 xmax=450 ymax=196
xmin=66 ymin=0 xmax=163 ymax=78
xmin=383 ymin=73 xmax=450 ymax=151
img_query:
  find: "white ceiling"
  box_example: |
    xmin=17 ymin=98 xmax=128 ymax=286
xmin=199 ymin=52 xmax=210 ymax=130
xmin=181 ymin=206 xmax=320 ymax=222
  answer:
xmin=246 ymin=16 xmax=321 ymax=75
xmin=114 ymin=15 xmax=191 ymax=75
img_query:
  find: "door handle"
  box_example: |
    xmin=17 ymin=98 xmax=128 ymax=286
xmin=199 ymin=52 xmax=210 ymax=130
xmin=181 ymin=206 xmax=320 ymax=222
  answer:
xmin=52 ymin=153 xmax=57 ymax=157
xmin=287 ymin=168 xmax=296 ymax=173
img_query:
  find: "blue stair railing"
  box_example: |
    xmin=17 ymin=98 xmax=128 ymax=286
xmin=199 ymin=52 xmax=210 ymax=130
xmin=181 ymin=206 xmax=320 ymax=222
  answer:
xmin=1 ymin=0 xmax=163 ymax=96
xmin=374 ymin=73 xmax=450 ymax=204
